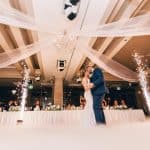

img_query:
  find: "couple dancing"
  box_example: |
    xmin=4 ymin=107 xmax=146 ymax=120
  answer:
xmin=82 ymin=62 xmax=106 ymax=126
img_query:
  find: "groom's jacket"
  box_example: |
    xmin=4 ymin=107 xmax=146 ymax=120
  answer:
xmin=91 ymin=68 xmax=106 ymax=96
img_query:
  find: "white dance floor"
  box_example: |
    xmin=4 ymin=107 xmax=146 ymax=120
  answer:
xmin=0 ymin=120 xmax=150 ymax=150
xmin=0 ymin=110 xmax=147 ymax=150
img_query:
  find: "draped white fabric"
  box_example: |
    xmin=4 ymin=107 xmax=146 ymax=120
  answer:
xmin=0 ymin=1 xmax=149 ymax=82
xmin=0 ymin=38 xmax=138 ymax=82
xmin=0 ymin=2 xmax=36 ymax=30
xmin=0 ymin=1 xmax=59 ymax=35
xmin=0 ymin=110 xmax=145 ymax=127
xmin=78 ymin=44 xmax=138 ymax=82
xmin=0 ymin=38 xmax=53 ymax=68
xmin=75 ymin=12 xmax=150 ymax=37
xmin=0 ymin=0 xmax=149 ymax=37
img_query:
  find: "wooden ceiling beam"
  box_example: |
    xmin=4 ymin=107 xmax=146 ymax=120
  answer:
xmin=9 ymin=26 xmax=35 ymax=74
xmin=27 ymin=31 xmax=45 ymax=77
xmin=0 ymin=25 xmax=22 ymax=71
xmin=69 ymin=0 xmax=146 ymax=82
xmin=97 ymin=0 xmax=145 ymax=56
xmin=8 ymin=0 xmax=35 ymax=75
xmin=88 ymin=0 xmax=120 ymax=47
xmin=15 ymin=0 xmax=45 ymax=78
xmin=91 ymin=0 xmax=127 ymax=52
xmin=71 ymin=0 xmax=125 ymax=77
xmin=66 ymin=0 xmax=119 ymax=81
xmin=104 ymin=72 xmax=123 ymax=81
xmin=104 ymin=0 xmax=148 ymax=59
xmin=0 ymin=68 xmax=21 ymax=78
xmin=105 ymin=37 xmax=132 ymax=58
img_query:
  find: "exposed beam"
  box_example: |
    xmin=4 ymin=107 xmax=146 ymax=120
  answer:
xmin=104 ymin=0 xmax=148 ymax=58
xmin=8 ymin=0 xmax=35 ymax=74
xmin=88 ymin=0 xmax=120 ymax=47
xmin=0 ymin=25 xmax=22 ymax=71
xmin=9 ymin=26 xmax=35 ymax=74
xmin=106 ymin=0 xmax=126 ymax=22
xmin=97 ymin=0 xmax=145 ymax=56
xmin=0 ymin=68 xmax=21 ymax=78
xmin=65 ymin=0 xmax=115 ymax=81
xmin=27 ymin=32 xmax=45 ymax=77
xmin=67 ymin=0 xmax=126 ymax=80
xmin=105 ymin=37 xmax=132 ymax=58
xmin=0 ymin=27 xmax=12 ymax=50
xmin=90 ymin=0 xmax=126 ymax=52
xmin=17 ymin=0 xmax=45 ymax=79
xmin=93 ymin=0 xmax=127 ymax=55
xmin=79 ymin=0 xmax=120 ymax=68
xmin=104 ymin=72 xmax=123 ymax=81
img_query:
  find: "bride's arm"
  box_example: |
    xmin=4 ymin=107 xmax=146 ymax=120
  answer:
xmin=82 ymin=78 xmax=90 ymax=91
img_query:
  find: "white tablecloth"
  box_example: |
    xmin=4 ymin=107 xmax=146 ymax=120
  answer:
xmin=104 ymin=109 xmax=145 ymax=125
xmin=0 ymin=110 xmax=84 ymax=127
xmin=0 ymin=109 xmax=145 ymax=127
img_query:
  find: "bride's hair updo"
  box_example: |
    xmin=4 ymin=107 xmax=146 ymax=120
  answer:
xmin=80 ymin=68 xmax=86 ymax=78
xmin=83 ymin=67 xmax=90 ymax=78
xmin=81 ymin=62 xmax=94 ymax=78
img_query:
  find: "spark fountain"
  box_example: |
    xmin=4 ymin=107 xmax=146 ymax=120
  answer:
xmin=17 ymin=65 xmax=30 ymax=124
xmin=134 ymin=53 xmax=150 ymax=112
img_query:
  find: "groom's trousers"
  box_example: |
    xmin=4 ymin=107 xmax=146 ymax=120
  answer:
xmin=93 ymin=94 xmax=105 ymax=124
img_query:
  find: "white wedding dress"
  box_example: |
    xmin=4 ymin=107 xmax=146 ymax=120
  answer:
xmin=83 ymin=78 xmax=96 ymax=127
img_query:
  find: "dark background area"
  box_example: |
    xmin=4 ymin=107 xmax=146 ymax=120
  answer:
xmin=0 ymin=86 xmax=53 ymax=106
xmin=0 ymin=83 xmax=138 ymax=109
xmin=63 ymin=84 xmax=137 ymax=108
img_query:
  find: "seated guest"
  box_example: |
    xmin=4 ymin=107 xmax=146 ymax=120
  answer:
xmin=80 ymin=95 xmax=86 ymax=109
xmin=32 ymin=99 xmax=42 ymax=111
xmin=0 ymin=102 xmax=2 ymax=112
xmin=1 ymin=102 xmax=8 ymax=111
xmin=8 ymin=100 xmax=15 ymax=111
xmin=113 ymin=100 xmax=120 ymax=109
xmin=14 ymin=100 xmax=20 ymax=111
xmin=107 ymin=97 xmax=111 ymax=107
xmin=102 ymin=99 xmax=109 ymax=109
xmin=14 ymin=100 xmax=19 ymax=106
xmin=65 ymin=103 xmax=71 ymax=110
xmin=120 ymin=99 xmax=128 ymax=109
xmin=70 ymin=104 xmax=76 ymax=110
xmin=8 ymin=100 xmax=14 ymax=106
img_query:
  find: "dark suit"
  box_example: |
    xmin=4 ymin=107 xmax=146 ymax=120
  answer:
xmin=91 ymin=68 xmax=106 ymax=124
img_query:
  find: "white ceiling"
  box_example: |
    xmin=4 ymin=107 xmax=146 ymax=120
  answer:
xmin=0 ymin=0 xmax=149 ymax=85
xmin=31 ymin=0 xmax=111 ymax=80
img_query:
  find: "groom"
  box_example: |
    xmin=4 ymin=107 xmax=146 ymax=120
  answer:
xmin=87 ymin=62 xmax=106 ymax=124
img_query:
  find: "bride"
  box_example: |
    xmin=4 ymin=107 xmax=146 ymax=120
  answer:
xmin=81 ymin=68 xmax=96 ymax=127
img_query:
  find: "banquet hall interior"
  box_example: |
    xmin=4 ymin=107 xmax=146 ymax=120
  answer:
xmin=0 ymin=0 xmax=150 ymax=149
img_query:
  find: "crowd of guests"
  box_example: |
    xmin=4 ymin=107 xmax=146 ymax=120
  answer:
xmin=64 ymin=96 xmax=128 ymax=110
xmin=64 ymin=96 xmax=86 ymax=110
xmin=0 ymin=100 xmax=20 ymax=112
xmin=0 ymin=97 xmax=128 ymax=112
xmin=102 ymin=98 xmax=128 ymax=110
xmin=0 ymin=99 xmax=62 ymax=112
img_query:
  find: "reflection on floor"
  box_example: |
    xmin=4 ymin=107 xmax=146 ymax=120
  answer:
xmin=0 ymin=119 xmax=150 ymax=150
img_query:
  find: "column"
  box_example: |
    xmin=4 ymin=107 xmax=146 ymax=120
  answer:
xmin=54 ymin=78 xmax=63 ymax=106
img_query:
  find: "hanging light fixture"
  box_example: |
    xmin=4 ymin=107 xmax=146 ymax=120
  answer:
xmin=11 ymin=89 xmax=17 ymax=95
xmin=64 ymin=0 xmax=80 ymax=20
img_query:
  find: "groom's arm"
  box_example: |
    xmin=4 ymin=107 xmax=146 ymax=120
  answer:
xmin=92 ymin=68 xmax=105 ymax=88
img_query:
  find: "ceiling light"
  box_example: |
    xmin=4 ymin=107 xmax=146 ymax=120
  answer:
xmin=116 ymin=87 xmax=121 ymax=90
xmin=11 ymin=89 xmax=17 ymax=95
xmin=64 ymin=0 xmax=80 ymax=21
